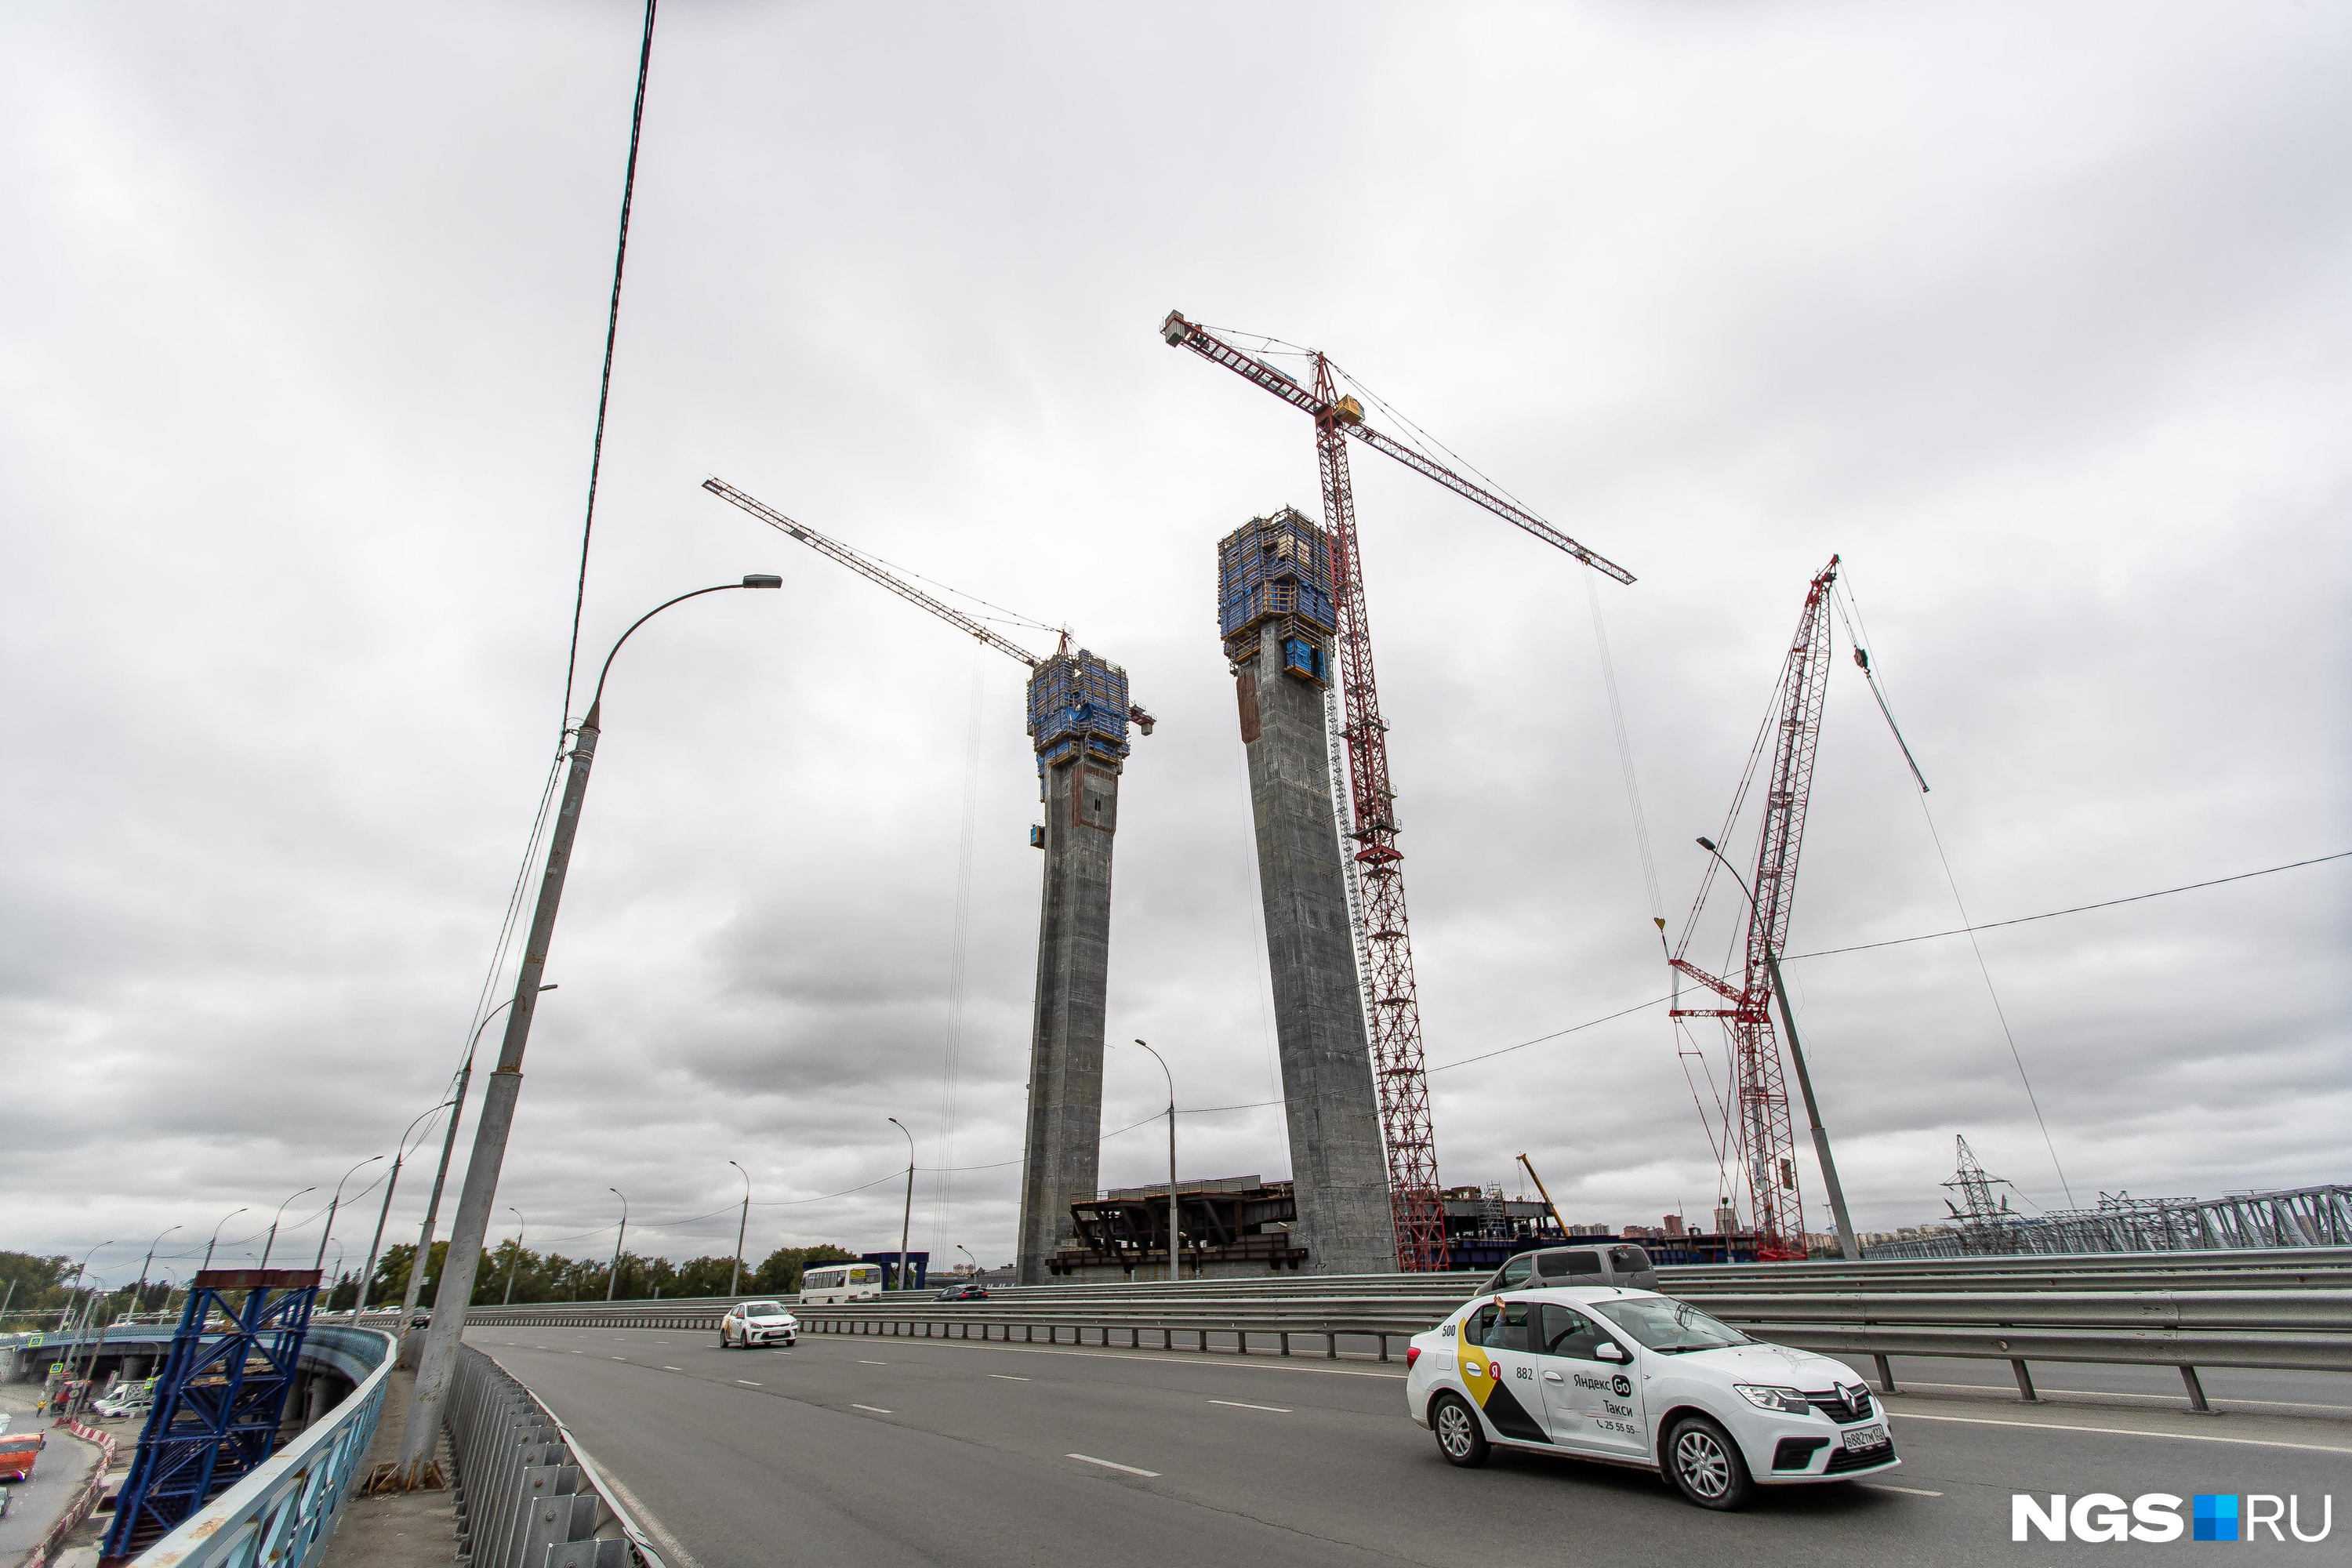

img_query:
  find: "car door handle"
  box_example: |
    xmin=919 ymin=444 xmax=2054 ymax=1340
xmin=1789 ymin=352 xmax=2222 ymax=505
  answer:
xmin=1543 ymin=1370 xmax=1564 ymax=1382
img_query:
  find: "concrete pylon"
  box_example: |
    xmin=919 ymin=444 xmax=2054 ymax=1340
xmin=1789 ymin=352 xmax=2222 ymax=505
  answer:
xmin=1221 ymin=510 xmax=1399 ymax=1275
xmin=1014 ymin=650 xmax=1138 ymax=1283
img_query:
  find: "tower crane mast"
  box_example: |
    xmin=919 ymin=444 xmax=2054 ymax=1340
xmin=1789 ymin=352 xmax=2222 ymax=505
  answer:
xmin=1668 ymin=556 xmax=1840 ymax=1260
xmin=1163 ymin=311 xmax=1633 ymax=1271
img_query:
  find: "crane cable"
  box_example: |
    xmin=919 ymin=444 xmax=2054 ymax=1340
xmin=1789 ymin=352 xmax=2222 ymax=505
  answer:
xmin=1831 ymin=569 xmax=2076 ymax=1208
xmin=932 ymin=647 xmax=986 ymax=1252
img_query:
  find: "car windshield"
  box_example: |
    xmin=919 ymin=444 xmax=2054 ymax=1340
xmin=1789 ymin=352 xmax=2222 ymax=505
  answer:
xmin=742 ymin=1301 xmax=786 ymax=1316
xmin=1589 ymin=1296 xmax=1751 ymax=1353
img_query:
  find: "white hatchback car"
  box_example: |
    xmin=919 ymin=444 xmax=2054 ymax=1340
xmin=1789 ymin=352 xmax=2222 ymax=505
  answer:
xmin=1406 ymin=1286 xmax=1897 ymax=1509
xmin=719 ymin=1301 xmax=798 ymax=1349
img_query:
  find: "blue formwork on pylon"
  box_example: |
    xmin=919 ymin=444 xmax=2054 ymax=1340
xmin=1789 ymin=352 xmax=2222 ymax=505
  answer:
xmin=102 ymin=1269 xmax=320 ymax=1560
xmin=1026 ymin=649 xmax=1131 ymax=767
xmin=1218 ymin=509 xmax=1337 ymax=646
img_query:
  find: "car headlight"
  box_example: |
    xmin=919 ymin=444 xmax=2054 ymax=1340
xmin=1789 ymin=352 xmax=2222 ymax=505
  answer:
xmin=1734 ymin=1385 xmax=1814 ymax=1414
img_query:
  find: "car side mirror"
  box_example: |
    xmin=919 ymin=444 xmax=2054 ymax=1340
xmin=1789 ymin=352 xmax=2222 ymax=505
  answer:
xmin=1595 ymin=1341 xmax=1627 ymax=1363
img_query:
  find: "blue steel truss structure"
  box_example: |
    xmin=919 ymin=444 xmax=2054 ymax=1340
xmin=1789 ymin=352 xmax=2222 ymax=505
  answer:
xmin=102 ymin=1269 xmax=320 ymax=1560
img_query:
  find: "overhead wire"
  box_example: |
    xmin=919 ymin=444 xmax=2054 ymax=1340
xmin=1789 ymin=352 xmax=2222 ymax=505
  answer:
xmin=557 ymin=0 xmax=661 ymax=735
xmin=1784 ymin=852 xmax=2351 ymax=961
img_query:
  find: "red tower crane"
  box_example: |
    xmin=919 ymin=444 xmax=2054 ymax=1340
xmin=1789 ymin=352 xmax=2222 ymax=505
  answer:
xmin=1668 ymin=556 xmax=1840 ymax=1261
xmin=1163 ymin=311 xmax=1635 ymax=1271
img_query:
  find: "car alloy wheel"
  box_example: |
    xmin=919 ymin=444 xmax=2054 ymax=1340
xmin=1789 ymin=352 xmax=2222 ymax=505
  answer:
xmin=1666 ymin=1416 xmax=1753 ymax=1510
xmin=1432 ymin=1394 xmax=1490 ymax=1468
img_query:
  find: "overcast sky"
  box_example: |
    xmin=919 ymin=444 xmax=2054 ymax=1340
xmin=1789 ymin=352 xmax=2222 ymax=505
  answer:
xmin=4 ymin=2 xmax=2346 ymax=1285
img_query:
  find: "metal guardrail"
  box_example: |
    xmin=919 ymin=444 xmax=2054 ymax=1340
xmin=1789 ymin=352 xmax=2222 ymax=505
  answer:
xmin=460 ymin=1265 xmax=2352 ymax=1417
xmin=456 ymin=1247 xmax=2352 ymax=1333
xmin=406 ymin=1248 xmax=2352 ymax=1341
xmin=445 ymin=1343 xmax=665 ymax=1568
xmin=136 ymin=1326 xmax=396 ymax=1568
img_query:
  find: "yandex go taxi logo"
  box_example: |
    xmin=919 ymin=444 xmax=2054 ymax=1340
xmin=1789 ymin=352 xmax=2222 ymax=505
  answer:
xmin=2013 ymin=1493 xmax=2333 ymax=1544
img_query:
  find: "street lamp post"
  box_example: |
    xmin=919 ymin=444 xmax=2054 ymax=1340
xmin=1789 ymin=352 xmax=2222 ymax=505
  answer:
xmin=133 ymin=1226 xmax=180 ymax=1318
xmin=503 ymin=1209 xmax=525 ymax=1305
xmin=956 ymin=1244 xmax=978 ymax=1278
xmin=354 ymin=1100 xmax=456 ymax=1322
xmin=314 ymin=1156 xmax=385 ymax=1274
xmin=605 ymin=1189 xmax=629 ymax=1301
xmin=398 ymin=989 xmax=555 ymax=1359
xmin=1130 ymin=1041 xmax=1181 ymax=1283
xmin=1695 ymin=836 xmax=1860 ymax=1261
xmin=396 ymin=574 xmax=783 ymax=1479
xmin=887 ymin=1120 xmax=915 ymax=1293
xmin=200 ymin=1207 xmax=248 ymax=1276
xmin=61 ymin=1242 xmax=112 ymax=1396
xmin=727 ymin=1162 xmax=750 ymax=1298
xmin=258 ymin=1189 xmax=315 ymax=1273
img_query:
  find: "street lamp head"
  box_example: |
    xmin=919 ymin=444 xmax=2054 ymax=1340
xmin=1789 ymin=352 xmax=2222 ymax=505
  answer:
xmin=538 ymin=983 xmax=558 ymax=992
xmin=741 ymin=574 xmax=782 ymax=589
xmin=1697 ymin=837 xmax=1717 ymax=853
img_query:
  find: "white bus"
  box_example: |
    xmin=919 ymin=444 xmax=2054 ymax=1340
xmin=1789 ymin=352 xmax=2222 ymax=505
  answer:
xmin=798 ymin=1262 xmax=885 ymax=1303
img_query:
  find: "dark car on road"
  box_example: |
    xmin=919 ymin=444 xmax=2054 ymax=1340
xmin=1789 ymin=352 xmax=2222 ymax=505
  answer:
xmin=934 ymin=1283 xmax=989 ymax=1301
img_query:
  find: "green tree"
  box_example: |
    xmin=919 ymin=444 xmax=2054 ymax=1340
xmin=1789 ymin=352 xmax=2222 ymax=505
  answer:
xmin=0 ymin=1252 xmax=73 ymax=1323
xmin=369 ymin=1240 xmax=450 ymax=1308
xmin=668 ymin=1256 xmax=742 ymax=1298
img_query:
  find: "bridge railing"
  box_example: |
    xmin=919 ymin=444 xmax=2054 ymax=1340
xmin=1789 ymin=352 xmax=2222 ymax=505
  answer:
xmin=445 ymin=1344 xmax=665 ymax=1568
xmin=134 ymin=1326 xmax=395 ymax=1568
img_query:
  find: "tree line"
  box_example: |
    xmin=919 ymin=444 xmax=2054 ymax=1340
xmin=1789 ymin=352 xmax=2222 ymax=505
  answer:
xmin=0 ymin=1243 xmax=861 ymax=1328
xmin=359 ymin=1240 xmax=862 ymax=1308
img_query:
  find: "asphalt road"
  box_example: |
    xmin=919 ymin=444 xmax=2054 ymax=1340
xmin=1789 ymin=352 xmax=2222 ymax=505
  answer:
xmin=470 ymin=1325 xmax=2347 ymax=1568
xmin=0 ymin=1416 xmax=101 ymax=1557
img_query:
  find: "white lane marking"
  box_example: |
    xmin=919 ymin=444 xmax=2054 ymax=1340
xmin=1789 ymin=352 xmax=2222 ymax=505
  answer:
xmin=1068 ymin=1453 xmax=1159 ymax=1478
xmin=1863 ymin=1483 xmax=1944 ymax=1497
xmin=988 ymin=1374 xmax=1029 ymax=1381
xmin=851 ymin=1403 xmax=893 ymax=1414
xmin=662 ymin=1366 xmax=681 ymax=1372
xmin=735 ymin=1379 xmax=763 ymax=1388
xmin=1890 ymin=1411 xmax=2352 ymax=1455
xmin=611 ymin=1356 xmax=626 ymax=1360
xmin=858 ymin=1359 xmax=887 ymax=1365
xmin=1209 ymin=1399 xmax=1290 ymax=1414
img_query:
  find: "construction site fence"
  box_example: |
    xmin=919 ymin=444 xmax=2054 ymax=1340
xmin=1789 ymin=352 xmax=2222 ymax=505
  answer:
xmin=444 ymin=1343 xmax=666 ymax=1568
xmin=134 ymin=1326 xmax=394 ymax=1568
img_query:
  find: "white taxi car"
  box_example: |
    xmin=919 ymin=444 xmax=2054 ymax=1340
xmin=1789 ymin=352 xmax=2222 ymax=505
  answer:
xmin=719 ymin=1300 xmax=798 ymax=1349
xmin=1406 ymin=1286 xmax=1896 ymax=1509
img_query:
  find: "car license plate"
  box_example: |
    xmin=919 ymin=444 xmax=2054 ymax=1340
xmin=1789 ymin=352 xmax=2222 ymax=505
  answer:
xmin=1842 ymin=1423 xmax=1886 ymax=1451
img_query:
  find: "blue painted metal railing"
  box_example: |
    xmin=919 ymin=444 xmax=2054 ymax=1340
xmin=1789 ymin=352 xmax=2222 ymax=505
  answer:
xmin=132 ymin=1326 xmax=395 ymax=1568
